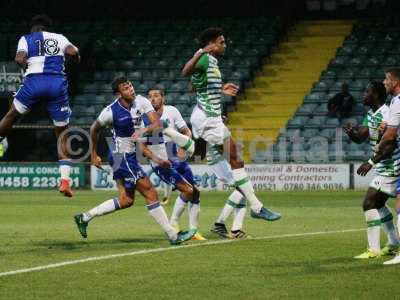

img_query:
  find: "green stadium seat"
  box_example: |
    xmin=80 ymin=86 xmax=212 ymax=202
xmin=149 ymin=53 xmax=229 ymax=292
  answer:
xmin=127 ymin=71 xmax=142 ymax=81
xmin=94 ymin=72 xmax=110 ymax=82
xmin=296 ymin=104 xmax=317 ymax=116
xmin=324 ymin=118 xmax=340 ymax=128
xmin=83 ymin=83 xmax=98 ymax=93
xmin=364 ymin=56 xmax=381 ymax=67
xmin=313 ymin=104 xmax=328 ymax=115
xmin=312 ymin=80 xmax=333 ymax=92
xmin=337 ymin=68 xmax=358 ymax=80
xmin=287 ymin=116 xmax=309 ymax=129
xmin=349 ymin=79 xmax=368 ymax=92
xmin=320 ymin=70 xmax=337 ymax=80
xmin=304 ymin=116 xmax=325 ymax=128
xmin=302 ymin=128 xmax=319 ymax=139
xmin=304 ymin=92 xmax=326 ymax=103
xmin=168 ymin=81 xmax=188 ymax=93
xmin=329 ymin=57 xmax=348 ymax=69
xmin=348 ymin=56 xmax=366 ymax=67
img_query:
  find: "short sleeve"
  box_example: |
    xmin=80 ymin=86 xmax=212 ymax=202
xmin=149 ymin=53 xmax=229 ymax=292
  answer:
xmin=97 ymin=106 xmax=113 ymax=127
xmin=387 ymin=99 xmax=400 ymax=127
xmin=195 ymin=54 xmax=209 ymax=72
xmin=381 ymin=107 xmax=390 ymax=123
xmin=16 ymin=36 xmax=28 ymax=53
xmin=58 ymin=34 xmax=73 ymax=52
xmin=171 ymin=107 xmax=187 ymax=130
xmin=137 ymin=95 xmax=155 ymax=114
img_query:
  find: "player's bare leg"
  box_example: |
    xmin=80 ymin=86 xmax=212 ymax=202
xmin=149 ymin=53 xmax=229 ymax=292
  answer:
xmin=136 ymin=176 xmax=196 ymax=244
xmin=0 ymin=105 xmax=22 ymax=154
xmin=170 ymin=179 xmax=205 ymax=240
xmin=222 ymin=137 xmax=281 ymax=221
xmin=0 ymin=105 xmax=21 ymax=139
xmin=55 ymin=124 xmax=74 ymax=197
xmin=355 ymin=188 xmax=399 ymax=259
xmin=74 ymin=179 xmax=130 ymax=238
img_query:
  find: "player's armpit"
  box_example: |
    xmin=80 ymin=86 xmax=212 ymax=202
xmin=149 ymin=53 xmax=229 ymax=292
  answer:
xmin=15 ymin=51 xmax=27 ymax=69
xmin=64 ymin=45 xmax=80 ymax=63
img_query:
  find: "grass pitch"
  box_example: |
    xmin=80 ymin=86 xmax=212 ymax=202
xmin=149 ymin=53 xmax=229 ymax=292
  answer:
xmin=0 ymin=190 xmax=399 ymax=299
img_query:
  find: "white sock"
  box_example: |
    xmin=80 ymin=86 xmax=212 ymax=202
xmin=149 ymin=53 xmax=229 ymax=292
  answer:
xmin=365 ymin=209 xmax=381 ymax=252
xmin=59 ymin=159 xmax=72 ymax=181
xmin=378 ymin=206 xmax=400 ymax=246
xmin=188 ymin=202 xmax=200 ymax=230
xmin=216 ymin=190 xmax=242 ymax=223
xmin=83 ymin=198 xmax=120 ymax=222
xmin=163 ymin=127 xmax=194 ymax=156
xmin=232 ymin=198 xmax=246 ymax=231
xmin=148 ymin=202 xmax=177 ymax=240
xmin=170 ymin=195 xmax=188 ymax=227
xmin=232 ymin=168 xmax=262 ymax=212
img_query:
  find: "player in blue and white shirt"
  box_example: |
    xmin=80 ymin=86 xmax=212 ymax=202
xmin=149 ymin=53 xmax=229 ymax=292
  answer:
xmin=0 ymin=15 xmax=80 ymax=197
xmin=73 ymin=77 xmax=195 ymax=245
xmin=141 ymin=88 xmax=205 ymax=240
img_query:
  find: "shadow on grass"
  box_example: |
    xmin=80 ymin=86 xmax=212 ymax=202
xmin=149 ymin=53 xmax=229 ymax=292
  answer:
xmin=255 ymin=256 xmax=385 ymax=278
xmin=36 ymin=237 xmax=166 ymax=250
xmin=0 ymin=236 xmax=166 ymax=256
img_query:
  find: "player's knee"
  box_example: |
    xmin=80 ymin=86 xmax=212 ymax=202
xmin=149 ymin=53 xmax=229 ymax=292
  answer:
xmin=119 ymin=194 xmax=134 ymax=208
xmin=190 ymin=186 xmax=200 ymax=204
xmin=362 ymin=197 xmax=377 ymax=211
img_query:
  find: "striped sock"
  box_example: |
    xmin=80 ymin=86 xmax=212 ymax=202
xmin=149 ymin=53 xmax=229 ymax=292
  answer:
xmin=59 ymin=159 xmax=72 ymax=181
xmin=379 ymin=206 xmax=400 ymax=246
xmin=232 ymin=168 xmax=262 ymax=213
xmin=365 ymin=209 xmax=381 ymax=252
xmin=232 ymin=198 xmax=246 ymax=231
xmin=83 ymin=198 xmax=120 ymax=222
xmin=170 ymin=195 xmax=188 ymax=227
xmin=188 ymin=202 xmax=200 ymax=230
xmin=148 ymin=202 xmax=177 ymax=240
xmin=216 ymin=190 xmax=242 ymax=223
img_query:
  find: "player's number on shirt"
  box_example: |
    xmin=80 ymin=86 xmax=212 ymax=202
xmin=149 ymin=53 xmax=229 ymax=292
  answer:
xmin=34 ymin=39 xmax=60 ymax=56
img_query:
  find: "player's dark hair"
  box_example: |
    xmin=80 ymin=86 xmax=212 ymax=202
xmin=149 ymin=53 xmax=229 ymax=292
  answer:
xmin=385 ymin=67 xmax=400 ymax=80
xmin=31 ymin=14 xmax=53 ymax=29
xmin=198 ymin=27 xmax=224 ymax=48
xmin=111 ymin=76 xmax=129 ymax=94
xmin=368 ymin=81 xmax=387 ymax=103
xmin=147 ymin=87 xmax=165 ymax=97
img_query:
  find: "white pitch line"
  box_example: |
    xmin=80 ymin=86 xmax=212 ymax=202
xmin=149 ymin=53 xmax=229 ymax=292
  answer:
xmin=0 ymin=228 xmax=364 ymax=278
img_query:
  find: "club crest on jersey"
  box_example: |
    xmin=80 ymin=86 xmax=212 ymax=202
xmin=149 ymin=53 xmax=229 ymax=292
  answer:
xmin=213 ymin=68 xmax=221 ymax=78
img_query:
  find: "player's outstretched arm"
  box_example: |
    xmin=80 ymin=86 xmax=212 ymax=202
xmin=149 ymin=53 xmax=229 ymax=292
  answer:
xmin=181 ymin=44 xmax=216 ymax=77
xmin=343 ymin=124 xmax=369 ymax=144
xmin=90 ymin=121 xmax=103 ymax=169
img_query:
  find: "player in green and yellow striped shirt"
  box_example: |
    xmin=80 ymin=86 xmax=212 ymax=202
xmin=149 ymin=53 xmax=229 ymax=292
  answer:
xmin=343 ymin=81 xmax=400 ymax=259
xmin=182 ymin=27 xmax=281 ymax=230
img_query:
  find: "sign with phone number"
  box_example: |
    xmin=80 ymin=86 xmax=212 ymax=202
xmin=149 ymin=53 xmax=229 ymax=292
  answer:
xmin=91 ymin=164 xmax=349 ymax=191
xmin=0 ymin=163 xmax=85 ymax=189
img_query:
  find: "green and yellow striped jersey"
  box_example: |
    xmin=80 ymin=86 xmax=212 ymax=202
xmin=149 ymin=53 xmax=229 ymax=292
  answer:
xmin=363 ymin=104 xmax=400 ymax=177
xmin=191 ymin=53 xmax=222 ymax=117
